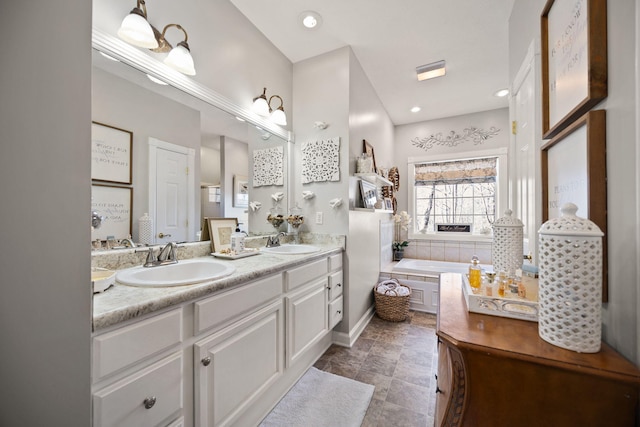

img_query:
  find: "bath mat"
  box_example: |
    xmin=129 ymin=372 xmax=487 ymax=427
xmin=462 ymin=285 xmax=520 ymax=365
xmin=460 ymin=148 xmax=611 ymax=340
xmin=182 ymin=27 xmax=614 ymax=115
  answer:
xmin=259 ymin=367 xmax=374 ymax=427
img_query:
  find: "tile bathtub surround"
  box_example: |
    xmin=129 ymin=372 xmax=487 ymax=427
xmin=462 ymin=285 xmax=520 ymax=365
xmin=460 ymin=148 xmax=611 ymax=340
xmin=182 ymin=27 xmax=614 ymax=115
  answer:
xmin=315 ymin=311 xmax=438 ymax=427
xmin=404 ymin=240 xmax=492 ymax=264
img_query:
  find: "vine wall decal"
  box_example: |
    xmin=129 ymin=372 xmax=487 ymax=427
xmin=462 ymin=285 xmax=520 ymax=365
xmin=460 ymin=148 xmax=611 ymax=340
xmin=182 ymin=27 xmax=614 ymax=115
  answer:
xmin=411 ymin=126 xmax=501 ymax=151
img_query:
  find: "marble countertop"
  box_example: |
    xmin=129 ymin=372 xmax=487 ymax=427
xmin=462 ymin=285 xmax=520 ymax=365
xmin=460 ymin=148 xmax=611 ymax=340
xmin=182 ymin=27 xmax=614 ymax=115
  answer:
xmin=92 ymin=237 xmax=345 ymax=332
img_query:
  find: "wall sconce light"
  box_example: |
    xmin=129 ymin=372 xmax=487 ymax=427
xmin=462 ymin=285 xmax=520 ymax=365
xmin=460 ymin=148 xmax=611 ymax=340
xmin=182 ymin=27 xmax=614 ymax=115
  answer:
xmin=252 ymin=88 xmax=288 ymax=126
xmin=416 ymin=60 xmax=446 ymax=81
xmin=117 ymin=0 xmax=196 ymax=75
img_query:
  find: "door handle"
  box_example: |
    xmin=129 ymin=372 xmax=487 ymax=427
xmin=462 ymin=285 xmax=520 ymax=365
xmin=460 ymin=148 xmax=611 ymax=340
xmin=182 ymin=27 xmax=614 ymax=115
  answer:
xmin=158 ymin=232 xmax=172 ymax=238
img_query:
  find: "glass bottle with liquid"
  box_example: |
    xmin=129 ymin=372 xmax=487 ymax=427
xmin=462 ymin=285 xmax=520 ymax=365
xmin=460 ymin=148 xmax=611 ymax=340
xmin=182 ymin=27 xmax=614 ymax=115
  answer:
xmin=497 ymin=271 xmax=507 ymax=297
xmin=468 ymin=255 xmax=482 ymax=291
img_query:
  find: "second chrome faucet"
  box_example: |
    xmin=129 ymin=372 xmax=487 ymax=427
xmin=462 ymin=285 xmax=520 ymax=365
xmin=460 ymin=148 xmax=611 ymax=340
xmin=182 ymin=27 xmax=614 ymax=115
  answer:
xmin=138 ymin=242 xmax=178 ymax=267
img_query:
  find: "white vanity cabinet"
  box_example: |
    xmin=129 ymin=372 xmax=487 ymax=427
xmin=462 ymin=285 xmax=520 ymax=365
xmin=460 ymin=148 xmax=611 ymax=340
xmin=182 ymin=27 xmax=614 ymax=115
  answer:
xmin=92 ymin=250 xmax=344 ymax=427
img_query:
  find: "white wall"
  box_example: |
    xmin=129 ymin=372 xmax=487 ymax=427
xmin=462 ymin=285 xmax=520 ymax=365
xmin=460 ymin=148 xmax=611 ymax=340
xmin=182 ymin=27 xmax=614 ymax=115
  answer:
xmin=92 ymin=68 xmax=201 ymax=241
xmin=92 ymin=0 xmax=293 ymax=130
xmin=510 ymin=0 xmax=639 ymax=363
xmin=293 ymin=47 xmax=352 ymax=235
xmin=222 ymin=136 xmax=249 ymax=230
xmin=394 ymin=108 xmax=510 ymax=214
xmin=293 ymin=47 xmax=396 ymax=338
xmin=0 ymin=1 xmax=92 ymax=425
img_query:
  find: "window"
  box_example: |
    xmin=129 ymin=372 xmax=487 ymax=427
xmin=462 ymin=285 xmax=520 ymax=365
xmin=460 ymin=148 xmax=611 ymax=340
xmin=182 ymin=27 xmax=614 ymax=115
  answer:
xmin=409 ymin=148 xmax=508 ymax=239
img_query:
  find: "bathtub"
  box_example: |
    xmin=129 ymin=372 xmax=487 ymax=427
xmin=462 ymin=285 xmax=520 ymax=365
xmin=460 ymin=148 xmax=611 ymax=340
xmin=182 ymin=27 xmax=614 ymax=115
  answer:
xmin=393 ymin=258 xmax=491 ymax=275
xmin=386 ymin=259 xmax=489 ymax=314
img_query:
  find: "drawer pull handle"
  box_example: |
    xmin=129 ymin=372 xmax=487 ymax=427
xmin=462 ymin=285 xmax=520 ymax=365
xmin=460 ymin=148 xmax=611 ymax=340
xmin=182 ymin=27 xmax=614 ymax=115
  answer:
xmin=337 ymin=283 xmax=342 ymax=287
xmin=143 ymin=396 xmax=157 ymax=409
xmin=337 ymin=310 xmax=342 ymax=314
xmin=435 ymin=374 xmax=438 ymax=380
xmin=201 ymin=356 xmax=211 ymax=366
xmin=435 ymin=386 xmax=442 ymax=394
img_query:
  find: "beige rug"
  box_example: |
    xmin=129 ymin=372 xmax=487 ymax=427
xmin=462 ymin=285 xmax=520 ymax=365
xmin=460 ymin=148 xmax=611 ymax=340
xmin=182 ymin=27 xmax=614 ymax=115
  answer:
xmin=259 ymin=367 xmax=374 ymax=427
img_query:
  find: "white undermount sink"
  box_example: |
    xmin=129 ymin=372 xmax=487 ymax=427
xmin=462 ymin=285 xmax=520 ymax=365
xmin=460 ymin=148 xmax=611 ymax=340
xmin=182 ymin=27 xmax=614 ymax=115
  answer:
xmin=261 ymin=244 xmax=320 ymax=255
xmin=116 ymin=258 xmax=236 ymax=287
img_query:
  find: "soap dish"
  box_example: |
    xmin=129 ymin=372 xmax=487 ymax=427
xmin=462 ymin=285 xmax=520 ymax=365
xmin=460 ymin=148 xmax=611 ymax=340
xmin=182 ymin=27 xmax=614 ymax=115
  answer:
xmin=92 ymin=268 xmax=116 ymax=293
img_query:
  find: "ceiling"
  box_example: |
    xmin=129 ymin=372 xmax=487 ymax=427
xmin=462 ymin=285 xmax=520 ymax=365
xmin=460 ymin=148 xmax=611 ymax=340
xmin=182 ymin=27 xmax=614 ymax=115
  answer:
xmin=229 ymin=0 xmax=515 ymax=126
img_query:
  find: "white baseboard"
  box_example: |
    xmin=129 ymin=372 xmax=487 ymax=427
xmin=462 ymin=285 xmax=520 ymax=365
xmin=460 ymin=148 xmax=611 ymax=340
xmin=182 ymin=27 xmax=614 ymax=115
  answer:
xmin=331 ymin=305 xmax=375 ymax=348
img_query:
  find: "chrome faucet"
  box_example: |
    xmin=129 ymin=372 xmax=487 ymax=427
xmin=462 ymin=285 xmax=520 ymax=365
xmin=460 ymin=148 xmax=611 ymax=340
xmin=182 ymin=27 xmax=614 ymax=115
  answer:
xmin=121 ymin=238 xmax=136 ymax=248
xmin=137 ymin=242 xmax=178 ymax=267
xmin=266 ymin=232 xmax=286 ymax=248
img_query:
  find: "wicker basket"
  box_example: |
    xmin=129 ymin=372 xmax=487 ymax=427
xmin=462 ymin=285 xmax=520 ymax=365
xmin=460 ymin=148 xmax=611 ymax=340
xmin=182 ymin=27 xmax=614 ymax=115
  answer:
xmin=374 ymin=280 xmax=411 ymax=322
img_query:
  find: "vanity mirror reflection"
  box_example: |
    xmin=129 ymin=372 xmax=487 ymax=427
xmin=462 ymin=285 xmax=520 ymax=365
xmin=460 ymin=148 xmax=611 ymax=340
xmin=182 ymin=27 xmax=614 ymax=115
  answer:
xmin=91 ymin=34 xmax=292 ymax=249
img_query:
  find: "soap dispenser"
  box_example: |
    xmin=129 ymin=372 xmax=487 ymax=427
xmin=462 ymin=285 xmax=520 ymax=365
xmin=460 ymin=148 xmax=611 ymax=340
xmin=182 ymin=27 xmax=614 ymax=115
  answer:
xmin=230 ymin=224 xmax=245 ymax=253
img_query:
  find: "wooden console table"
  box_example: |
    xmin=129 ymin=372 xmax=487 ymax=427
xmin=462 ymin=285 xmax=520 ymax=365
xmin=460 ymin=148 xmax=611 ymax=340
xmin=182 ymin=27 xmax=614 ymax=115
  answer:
xmin=435 ymin=273 xmax=640 ymax=427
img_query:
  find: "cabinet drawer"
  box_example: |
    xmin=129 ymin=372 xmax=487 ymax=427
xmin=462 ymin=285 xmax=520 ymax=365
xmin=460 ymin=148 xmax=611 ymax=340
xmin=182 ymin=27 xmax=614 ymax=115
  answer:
xmin=93 ymin=353 xmax=183 ymax=427
xmin=285 ymin=258 xmax=328 ymax=291
xmin=93 ymin=308 xmax=182 ymax=381
xmin=328 ymin=270 xmax=343 ymax=300
xmin=328 ymin=295 xmax=343 ymax=329
xmin=329 ymin=253 xmax=343 ymax=271
xmin=195 ymin=273 xmax=282 ymax=334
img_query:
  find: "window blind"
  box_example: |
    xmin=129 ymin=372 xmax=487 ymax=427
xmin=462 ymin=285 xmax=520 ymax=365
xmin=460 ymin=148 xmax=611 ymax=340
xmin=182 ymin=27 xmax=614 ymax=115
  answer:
xmin=414 ymin=157 xmax=497 ymax=186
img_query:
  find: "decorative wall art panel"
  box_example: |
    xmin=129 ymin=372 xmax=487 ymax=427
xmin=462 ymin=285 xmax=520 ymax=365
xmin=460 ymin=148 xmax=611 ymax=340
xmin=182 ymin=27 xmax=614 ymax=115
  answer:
xmin=301 ymin=137 xmax=340 ymax=184
xmin=411 ymin=126 xmax=500 ymax=151
xmin=253 ymin=146 xmax=284 ymax=187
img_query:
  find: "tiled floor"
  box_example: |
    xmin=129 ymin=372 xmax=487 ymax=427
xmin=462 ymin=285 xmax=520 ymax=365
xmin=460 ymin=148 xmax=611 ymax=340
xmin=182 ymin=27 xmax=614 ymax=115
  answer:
xmin=314 ymin=311 xmax=438 ymax=427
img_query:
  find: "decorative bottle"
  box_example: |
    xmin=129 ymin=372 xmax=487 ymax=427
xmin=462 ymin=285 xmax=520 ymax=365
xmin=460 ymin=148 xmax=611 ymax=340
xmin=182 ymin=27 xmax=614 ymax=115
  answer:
xmin=138 ymin=213 xmax=153 ymax=245
xmin=468 ymin=255 xmax=482 ymax=291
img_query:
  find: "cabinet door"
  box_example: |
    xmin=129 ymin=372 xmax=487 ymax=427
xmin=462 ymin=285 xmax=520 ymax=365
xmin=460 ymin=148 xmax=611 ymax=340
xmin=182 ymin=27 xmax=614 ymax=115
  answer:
xmin=286 ymin=279 xmax=328 ymax=367
xmin=194 ymin=301 xmax=284 ymax=427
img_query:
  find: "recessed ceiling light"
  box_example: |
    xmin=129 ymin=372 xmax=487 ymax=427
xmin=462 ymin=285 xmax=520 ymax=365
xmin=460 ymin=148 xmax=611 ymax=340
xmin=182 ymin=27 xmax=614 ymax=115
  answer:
xmin=299 ymin=11 xmax=322 ymax=30
xmin=416 ymin=60 xmax=446 ymax=81
xmin=147 ymin=74 xmax=168 ymax=85
xmin=411 ymin=106 xmax=421 ymax=113
xmin=494 ymin=88 xmax=509 ymax=97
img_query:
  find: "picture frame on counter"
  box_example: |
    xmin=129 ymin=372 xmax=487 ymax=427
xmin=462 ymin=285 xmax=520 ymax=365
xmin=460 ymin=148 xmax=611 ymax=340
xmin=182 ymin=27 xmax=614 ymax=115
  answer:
xmin=541 ymin=109 xmax=607 ymax=301
xmin=206 ymin=217 xmax=238 ymax=253
xmin=541 ymin=0 xmax=607 ymax=138
xmin=91 ymin=121 xmax=133 ymax=184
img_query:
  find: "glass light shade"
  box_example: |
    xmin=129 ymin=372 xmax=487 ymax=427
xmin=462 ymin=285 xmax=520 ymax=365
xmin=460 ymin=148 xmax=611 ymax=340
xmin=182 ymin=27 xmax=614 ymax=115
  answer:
xmin=270 ymin=107 xmax=287 ymax=126
xmin=164 ymin=43 xmax=196 ymax=75
xmin=117 ymin=13 xmax=159 ymax=49
xmin=252 ymin=97 xmax=270 ymax=117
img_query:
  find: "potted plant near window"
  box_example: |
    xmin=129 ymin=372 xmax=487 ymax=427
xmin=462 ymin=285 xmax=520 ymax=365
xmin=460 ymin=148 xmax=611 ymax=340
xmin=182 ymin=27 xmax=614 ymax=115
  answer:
xmin=392 ymin=211 xmax=412 ymax=261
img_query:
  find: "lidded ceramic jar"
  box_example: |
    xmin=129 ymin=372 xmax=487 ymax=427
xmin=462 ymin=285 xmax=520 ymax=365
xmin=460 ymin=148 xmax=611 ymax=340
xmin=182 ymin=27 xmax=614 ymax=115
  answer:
xmin=537 ymin=203 xmax=603 ymax=353
xmin=492 ymin=209 xmax=524 ymax=276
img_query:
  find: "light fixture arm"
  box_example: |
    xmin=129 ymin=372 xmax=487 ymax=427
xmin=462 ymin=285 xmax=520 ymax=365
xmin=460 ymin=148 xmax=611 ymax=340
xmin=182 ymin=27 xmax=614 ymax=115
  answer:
xmin=268 ymin=95 xmax=283 ymax=113
xmin=161 ymin=24 xmax=190 ymax=45
xmin=133 ymin=0 xmax=148 ymax=18
xmin=253 ymin=87 xmax=268 ymax=104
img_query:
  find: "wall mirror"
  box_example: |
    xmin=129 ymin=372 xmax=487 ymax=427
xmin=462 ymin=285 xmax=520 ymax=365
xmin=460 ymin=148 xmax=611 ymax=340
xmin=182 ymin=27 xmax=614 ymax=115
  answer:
xmin=91 ymin=30 xmax=292 ymax=249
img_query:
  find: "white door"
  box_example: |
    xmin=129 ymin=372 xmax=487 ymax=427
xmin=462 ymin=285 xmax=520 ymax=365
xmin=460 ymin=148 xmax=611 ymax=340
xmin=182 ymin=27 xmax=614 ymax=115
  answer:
xmin=511 ymin=41 xmax=540 ymax=263
xmin=149 ymin=138 xmax=196 ymax=244
xmin=156 ymin=147 xmax=189 ymax=243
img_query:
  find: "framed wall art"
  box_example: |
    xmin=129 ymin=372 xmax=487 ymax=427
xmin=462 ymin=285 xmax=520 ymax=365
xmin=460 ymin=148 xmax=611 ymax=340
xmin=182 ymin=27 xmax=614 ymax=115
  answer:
xmin=362 ymin=139 xmax=378 ymax=173
xmin=91 ymin=184 xmax=133 ymax=241
xmin=359 ymin=179 xmax=378 ymax=209
xmin=233 ymin=175 xmax=249 ymax=208
xmin=206 ymin=217 xmax=238 ymax=253
xmin=541 ymin=109 xmax=607 ymax=300
xmin=541 ymin=0 xmax=607 ymax=138
xmin=91 ymin=121 xmax=133 ymax=184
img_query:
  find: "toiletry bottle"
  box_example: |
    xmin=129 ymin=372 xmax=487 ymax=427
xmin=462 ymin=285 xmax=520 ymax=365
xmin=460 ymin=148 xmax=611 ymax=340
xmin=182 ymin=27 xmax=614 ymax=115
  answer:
xmin=468 ymin=255 xmax=482 ymax=291
xmin=230 ymin=225 xmax=245 ymax=253
xmin=497 ymin=271 xmax=507 ymax=297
